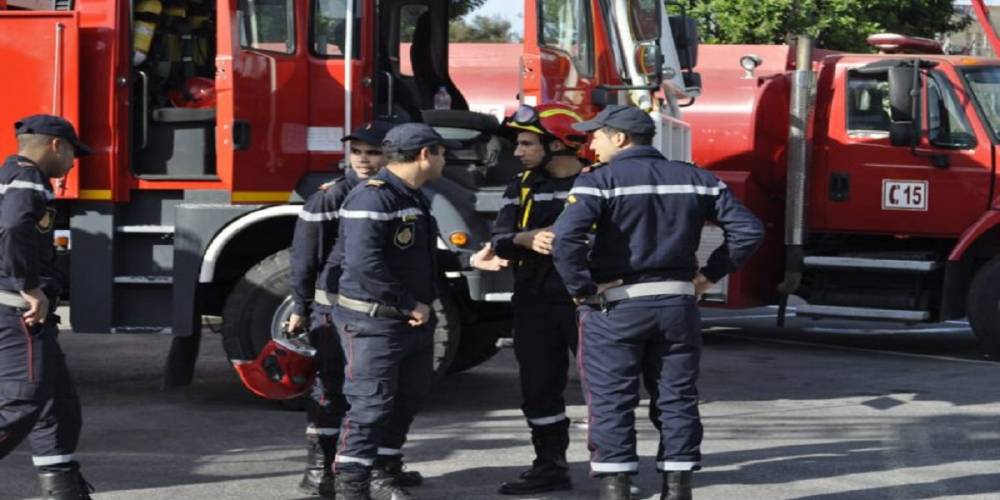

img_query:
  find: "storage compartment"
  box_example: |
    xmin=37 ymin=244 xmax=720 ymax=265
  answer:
xmin=136 ymin=108 xmax=216 ymax=178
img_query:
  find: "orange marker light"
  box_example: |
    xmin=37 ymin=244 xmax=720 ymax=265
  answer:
xmin=449 ymin=231 xmax=470 ymax=247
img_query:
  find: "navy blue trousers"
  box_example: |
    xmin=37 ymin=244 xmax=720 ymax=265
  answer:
xmin=331 ymin=306 xmax=435 ymax=473
xmin=0 ymin=308 xmax=81 ymax=468
xmin=513 ymin=294 xmax=578 ymax=429
xmin=577 ymin=296 xmax=703 ymax=475
xmin=305 ymin=304 xmax=348 ymax=444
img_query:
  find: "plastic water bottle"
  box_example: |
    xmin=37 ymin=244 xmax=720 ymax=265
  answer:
xmin=433 ymin=86 xmax=452 ymax=110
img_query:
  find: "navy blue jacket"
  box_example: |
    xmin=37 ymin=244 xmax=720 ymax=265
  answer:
xmin=0 ymin=155 xmax=63 ymax=297
xmin=552 ymin=146 xmax=764 ymax=298
xmin=289 ymin=169 xmax=361 ymax=316
xmin=491 ymin=169 xmax=576 ymax=300
xmin=337 ymin=168 xmax=438 ymax=311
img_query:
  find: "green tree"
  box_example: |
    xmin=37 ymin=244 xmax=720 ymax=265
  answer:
xmin=450 ymin=0 xmax=490 ymax=19
xmin=450 ymin=14 xmax=520 ymax=42
xmin=687 ymin=0 xmax=969 ymax=52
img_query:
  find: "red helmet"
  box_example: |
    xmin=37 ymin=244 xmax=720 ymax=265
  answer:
xmin=504 ymin=103 xmax=589 ymax=150
xmin=232 ymin=335 xmax=315 ymax=400
xmin=168 ymin=77 xmax=217 ymax=109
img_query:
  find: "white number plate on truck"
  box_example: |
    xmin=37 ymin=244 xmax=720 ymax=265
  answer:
xmin=881 ymin=180 xmax=928 ymax=211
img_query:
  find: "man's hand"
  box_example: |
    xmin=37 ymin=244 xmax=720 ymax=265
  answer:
xmin=572 ymin=279 xmax=624 ymax=306
xmin=408 ymin=302 xmax=432 ymax=327
xmin=470 ymin=244 xmax=509 ymax=271
xmin=514 ymin=227 xmax=555 ymax=255
xmin=692 ymin=272 xmax=714 ymax=302
xmin=286 ymin=313 xmax=307 ymax=335
xmin=20 ymin=288 xmax=48 ymax=326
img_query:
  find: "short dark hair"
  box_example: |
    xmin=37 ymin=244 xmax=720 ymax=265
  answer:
xmin=384 ymin=144 xmax=442 ymax=164
xmin=599 ymin=126 xmax=653 ymax=146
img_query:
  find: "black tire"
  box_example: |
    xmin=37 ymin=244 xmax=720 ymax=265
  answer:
xmin=221 ymin=249 xmax=293 ymax=362
xmin=432 ymin=288 xmax=462 ymax=377
xmin=447 ymin=320 xmax=504 ymax=374
xmin=967 ymin=256 xmax=1000 ymax=359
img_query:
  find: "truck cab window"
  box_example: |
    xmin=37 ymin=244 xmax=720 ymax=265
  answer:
xmin=846 ymin=72 xmax=891 ymax=138
xmin=927 ymin=73 xmax=976 ymax=149
xmin=398 ymin=4 xmax=429 ymax=77
xmin=539 ymin=0 xmax=593 ymax=77
xmin=239 ymin=0 xmax=295 ymax=54
xmin=313 ymin=0 xmax=360 ymax=58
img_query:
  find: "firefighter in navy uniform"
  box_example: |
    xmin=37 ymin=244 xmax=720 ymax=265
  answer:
xmin=289 ymin=120 xmax=400 ymax=497
xmin=470 ymin=103 xmax=588 ymax=495
xmin=0 ymin=115 xmax=94 ymax=500
xmin=332 ymin=123 xmax=457 ymax=500
xmin=552 ymin=105 xmax=764 ymax=500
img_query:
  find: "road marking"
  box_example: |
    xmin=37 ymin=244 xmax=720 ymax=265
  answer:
xmin=711 ymin=332 xmax=996 ymax=366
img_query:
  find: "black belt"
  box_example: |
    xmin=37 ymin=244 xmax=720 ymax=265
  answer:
xmin=337 ymin=295 xmax=411 ymax=320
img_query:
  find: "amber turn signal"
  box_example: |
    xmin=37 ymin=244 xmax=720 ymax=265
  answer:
xmin=449 ymin=231 xmax=470 ymax=247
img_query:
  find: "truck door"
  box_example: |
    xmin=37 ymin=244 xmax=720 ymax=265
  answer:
xmin=812 ymin=65 xmax=993 ymax=236
xmin=306 ymin=0 xmax=372 ymax=171
xmin=522 ymin=0 xmax=598 ymax=110
xmin=216 ymin=0 xmax=309 ymax=203
xmin=0 ymin=11 xmax=81 ymax=199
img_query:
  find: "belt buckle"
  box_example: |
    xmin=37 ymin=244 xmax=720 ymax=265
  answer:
xmin=597 ymin=293 xmax=609 ymax=313
xmin=367 ymin=303 xmax=380 ymax=317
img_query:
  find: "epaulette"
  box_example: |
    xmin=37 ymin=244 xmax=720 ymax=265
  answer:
xmin=317 ymin=175 xmax=343 ymax=191
xmin=581 ymin=162 xmax=606 ymax=174
xmin=366 ymin=179 xmax=386 ymax=187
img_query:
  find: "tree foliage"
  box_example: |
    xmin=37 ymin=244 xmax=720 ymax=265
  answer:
xmin=687 ymin=0 xmax=969 ymax=52
xmin=450 ymin=15 xmax=521 ymax=43
xmin=450 ymin=0 xmax=490 ymax=19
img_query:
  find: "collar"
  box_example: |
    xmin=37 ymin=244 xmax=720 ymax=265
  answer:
xmin=377 ymin=167 xmax=421 ymax=198
xmin=609 ymin=146 xmax=665 ymax=164
xmin=6 ymin=155 xmax=49 ymax=179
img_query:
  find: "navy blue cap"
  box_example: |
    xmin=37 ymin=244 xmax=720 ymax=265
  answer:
xmin=342 ymin=120 xmax=395 ymax=146
xmin=14 ymin=114 xmax=92 ymax=157
xmin=571 ymin=105 xmax=656 ymax=135
xmin=382 ymin=123 xmax=461 ymax=153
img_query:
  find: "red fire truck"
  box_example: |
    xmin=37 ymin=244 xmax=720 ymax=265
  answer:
xmin=0 ymin=0 xmax=699 ymax=395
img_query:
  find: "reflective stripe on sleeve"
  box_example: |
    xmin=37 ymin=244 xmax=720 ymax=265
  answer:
xmin=338 ymin=207 xmax=423 ymax=221
xmin=569 ymin=183 xmax=726 ymax=199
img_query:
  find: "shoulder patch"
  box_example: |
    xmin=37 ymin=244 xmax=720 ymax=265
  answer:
xmin=582 ymin=162 xmax=606 ymax=174
xmin=318 ymin=180 xmax=338 ymax=191
xmin=366 ymin=179 xmax=386 ymax=187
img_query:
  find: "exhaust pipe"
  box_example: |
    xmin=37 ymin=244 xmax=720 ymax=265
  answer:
xmin=776 ymin=35 xmax=814 ymax=326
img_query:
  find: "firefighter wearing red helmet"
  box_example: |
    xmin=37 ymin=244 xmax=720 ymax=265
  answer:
xmin=471 ymin=103 xmax=589 ymax=495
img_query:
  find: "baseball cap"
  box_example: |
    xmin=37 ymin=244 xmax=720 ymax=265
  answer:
xmin=571 ymin=105 xmax=656 ymax=135
xmin=14 ymin=114 xmax=92 ymax=157
xmin=382 ymin=123 xmax=462 ymax=153
xmin=342 ymin=120 xmax=396 ymax=146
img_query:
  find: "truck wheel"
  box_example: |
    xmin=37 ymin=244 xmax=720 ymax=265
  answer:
xmin=447 ymin=321 xmax=503 ymax=374
xmin=967 ymin=256 xmax=1000 ymax=359
xmin=432 ymin=288 xmax=461 ymax=377
xmin=221 ymin=249 xmax=293 ymax=363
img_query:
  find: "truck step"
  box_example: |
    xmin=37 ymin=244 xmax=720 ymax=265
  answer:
xmin=113 ymin=275 xmax=174 ymax=285
xmin=795 ymin=304 xmax=930 ymax=322
xmin=803 ymin=256 xmax=940 ymax=273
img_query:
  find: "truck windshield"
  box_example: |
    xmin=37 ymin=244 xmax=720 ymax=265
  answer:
xmin=962 ymin=66 xmax=1000 ymax=140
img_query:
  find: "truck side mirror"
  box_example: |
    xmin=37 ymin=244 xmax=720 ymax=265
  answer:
xmin=888 ymin=64 xmax=921 ymax=147
xmin=635 ymin=42 xmax=663 ymax=79
xmin=669 ymin=15 xmax=699 ymax=70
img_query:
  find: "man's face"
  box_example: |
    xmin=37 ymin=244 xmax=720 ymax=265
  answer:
xmin=589 ymin=128 xmax=625 ymax=163
xmin=514 ymin=131 xmax=546 ymax=169
xmin=424 ymin=144 xmax=446 ymax=180
xmin=349 ymin=141 xmax=384 ymax=178
xmin=46 ymin=138 xmax=75 ymax=178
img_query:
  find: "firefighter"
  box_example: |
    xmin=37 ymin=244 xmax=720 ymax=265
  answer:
xmin=470 ymin=103 xmax=588 ymax=495
xmin=0 ymin=115 xmax=94 ymax=499
xmin=289 ymin=120 xmax=397 ymax=497
xmin=551 ymin=105 xmax=764 ymax=500
xmin=332 ymin=123 xmax=458 ymax=500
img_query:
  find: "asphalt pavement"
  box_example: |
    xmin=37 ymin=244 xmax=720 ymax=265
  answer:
xmin=2 ymin=306 xmax=999 ymax=499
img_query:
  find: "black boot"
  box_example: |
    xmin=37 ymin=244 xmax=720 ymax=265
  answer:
xmin=660 ymin=471 xmax=692 ymax=500
xmin=598 ymin=473 xmax=632 ymax=500
xmin=373 ymin=455 xmax=423 ymax=487
xmin=335 ymin=470 xmax=370 ymax=500
xmin=498 ymin=420 xmax=572 ymax=495
xmin=37 ymin=463 xmax=94 ymax=500
xmin=369 ymin=470 xmax=417 ymax=500
xmin=300 ymin=436 xmax=337 ymax=497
